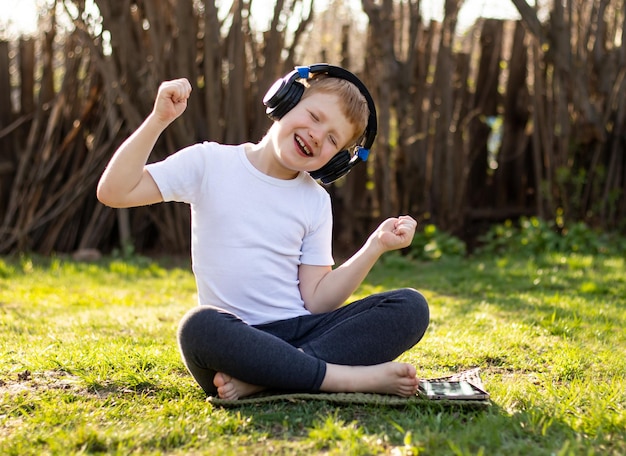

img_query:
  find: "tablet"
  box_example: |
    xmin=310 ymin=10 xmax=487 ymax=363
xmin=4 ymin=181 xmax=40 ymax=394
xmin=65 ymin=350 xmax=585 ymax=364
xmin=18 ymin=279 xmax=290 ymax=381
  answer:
xmin=418 ymin=380 xmax=490 ymax=400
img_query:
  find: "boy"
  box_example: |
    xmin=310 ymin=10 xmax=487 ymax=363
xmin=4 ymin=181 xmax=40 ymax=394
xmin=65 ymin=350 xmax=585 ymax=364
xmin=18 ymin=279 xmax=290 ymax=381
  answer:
xmin=97 ymin=65 xmax=429 ymax=400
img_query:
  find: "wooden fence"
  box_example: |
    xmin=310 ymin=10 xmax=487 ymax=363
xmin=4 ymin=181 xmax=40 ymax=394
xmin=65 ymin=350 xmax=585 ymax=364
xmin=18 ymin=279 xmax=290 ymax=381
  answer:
xmin=0 ymin=0 xmax=624 ymax=256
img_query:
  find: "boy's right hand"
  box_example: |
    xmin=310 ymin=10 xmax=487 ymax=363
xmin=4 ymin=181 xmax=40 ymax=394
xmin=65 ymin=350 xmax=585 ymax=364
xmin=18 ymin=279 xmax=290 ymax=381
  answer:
xmin=151 ymin=78 xmax=192 ymax=126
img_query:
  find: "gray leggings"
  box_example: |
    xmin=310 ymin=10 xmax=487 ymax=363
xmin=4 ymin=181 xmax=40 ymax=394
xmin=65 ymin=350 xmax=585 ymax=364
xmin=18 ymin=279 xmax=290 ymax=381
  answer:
xmin=177 ymin=288 xmax=429 ymax=395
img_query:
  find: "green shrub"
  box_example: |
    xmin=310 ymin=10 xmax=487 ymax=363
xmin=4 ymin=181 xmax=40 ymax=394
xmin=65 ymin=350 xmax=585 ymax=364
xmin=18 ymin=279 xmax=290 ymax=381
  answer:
xmin=408 ymin=224 xmax=466 ymax=261
xmin=477 ymin=216 xmax=623 ymax=256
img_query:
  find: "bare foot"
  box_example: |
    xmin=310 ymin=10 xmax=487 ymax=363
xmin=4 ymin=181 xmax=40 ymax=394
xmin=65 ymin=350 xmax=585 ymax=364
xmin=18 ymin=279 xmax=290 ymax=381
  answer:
xmin=321 ymin=362 xmax=419 ymax=397
xmin=213 ymin=372 xmax=266 ymax=400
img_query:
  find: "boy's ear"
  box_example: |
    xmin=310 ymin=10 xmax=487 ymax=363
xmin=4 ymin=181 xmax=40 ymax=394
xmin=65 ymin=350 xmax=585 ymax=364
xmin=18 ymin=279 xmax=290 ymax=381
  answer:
xmin=309 ymin=146 xmax=370 ymax=185
xmin=309 ymin=150 xmax=352 ymax=184
xmin=263 ymin=71 xmax=306 ymax=120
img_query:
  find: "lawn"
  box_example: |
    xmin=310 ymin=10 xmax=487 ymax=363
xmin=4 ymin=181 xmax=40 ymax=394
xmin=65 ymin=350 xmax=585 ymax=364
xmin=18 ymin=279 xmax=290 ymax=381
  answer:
xmin=1 ymin=251 xmax=624 ymax=455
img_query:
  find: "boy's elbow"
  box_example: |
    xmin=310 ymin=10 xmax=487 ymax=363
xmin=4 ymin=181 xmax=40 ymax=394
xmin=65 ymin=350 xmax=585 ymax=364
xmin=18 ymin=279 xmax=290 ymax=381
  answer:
xmin=96 ymin=173 xmax=162 ymax=208
xmin=96 ymin=180 xmax=123 ymax=208
xmin=96 ymin=180 xmax=108 ymax=205
xmin=96 ymin=189 xmax=114 ymax=208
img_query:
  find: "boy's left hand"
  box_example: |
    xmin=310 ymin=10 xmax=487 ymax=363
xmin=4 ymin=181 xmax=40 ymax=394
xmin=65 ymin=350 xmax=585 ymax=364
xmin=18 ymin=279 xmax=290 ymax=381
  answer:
xmin=372 ymin=215 xmax=418 ymax=252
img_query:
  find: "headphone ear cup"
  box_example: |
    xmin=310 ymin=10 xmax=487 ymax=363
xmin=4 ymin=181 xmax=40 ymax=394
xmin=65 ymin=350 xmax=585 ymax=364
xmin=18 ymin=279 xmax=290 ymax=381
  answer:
xmin=309 ymin=150 xmax=352 ymax=184
xmin=263 ymin=78 xmax=285 ymax=109
xmin=264 ymin=79 xmax=305 ymax=120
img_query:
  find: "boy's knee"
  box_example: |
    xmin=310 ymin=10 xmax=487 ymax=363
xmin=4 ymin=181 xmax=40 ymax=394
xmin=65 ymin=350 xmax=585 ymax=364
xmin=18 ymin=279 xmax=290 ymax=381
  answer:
xmin=177 ymin=306 xmax=222 ymax=351
xmin=397 ymin=288 xmax=430 ymax=334
xmin=398 ymin=287 xmax=428 ymax=312
xmin=178 ymin=306 xmax=204 ymax=341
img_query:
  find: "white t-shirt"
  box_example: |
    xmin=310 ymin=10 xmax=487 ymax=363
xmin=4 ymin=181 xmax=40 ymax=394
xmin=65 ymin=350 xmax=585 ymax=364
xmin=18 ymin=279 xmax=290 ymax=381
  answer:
xmin=146 ymin=142 xmax=334 ymax=325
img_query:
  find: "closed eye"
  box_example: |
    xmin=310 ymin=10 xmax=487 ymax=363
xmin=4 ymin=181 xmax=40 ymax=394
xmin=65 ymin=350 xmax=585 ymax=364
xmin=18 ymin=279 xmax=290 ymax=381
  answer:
xmin=309 ymin=110 xmax=339 ymax=147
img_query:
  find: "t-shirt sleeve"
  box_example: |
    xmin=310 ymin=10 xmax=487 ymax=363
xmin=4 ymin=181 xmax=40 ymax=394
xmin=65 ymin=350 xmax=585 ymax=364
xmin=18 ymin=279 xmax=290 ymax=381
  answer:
xmin=300 ymin=190 xmax=334 ymax=266
xmin=146 ymin=143 xmax=208 ymax=205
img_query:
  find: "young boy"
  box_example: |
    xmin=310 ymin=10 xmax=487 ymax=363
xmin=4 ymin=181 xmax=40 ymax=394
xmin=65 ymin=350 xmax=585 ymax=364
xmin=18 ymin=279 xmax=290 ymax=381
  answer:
xmin=97 ymin=65 xmax=429 ymax=400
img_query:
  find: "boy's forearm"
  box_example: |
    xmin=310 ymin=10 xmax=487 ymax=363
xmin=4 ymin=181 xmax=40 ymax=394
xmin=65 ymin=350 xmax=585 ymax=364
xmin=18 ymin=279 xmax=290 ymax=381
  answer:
xmin=308 ymin=237 xmax=384 ymax=313
xmin=334 ymin=237 xmax=383 ymax=285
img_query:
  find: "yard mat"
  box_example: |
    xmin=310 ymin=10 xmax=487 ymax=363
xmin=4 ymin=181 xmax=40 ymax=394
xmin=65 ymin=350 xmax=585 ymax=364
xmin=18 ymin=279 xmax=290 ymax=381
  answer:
xmin=209 ymin=367 xmax=490 ymax=409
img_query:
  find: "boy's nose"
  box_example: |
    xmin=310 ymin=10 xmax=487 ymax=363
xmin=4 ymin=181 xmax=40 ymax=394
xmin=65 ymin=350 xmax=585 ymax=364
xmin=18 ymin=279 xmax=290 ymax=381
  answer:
xmin=308 ymin=129 xmax=321 ymax=147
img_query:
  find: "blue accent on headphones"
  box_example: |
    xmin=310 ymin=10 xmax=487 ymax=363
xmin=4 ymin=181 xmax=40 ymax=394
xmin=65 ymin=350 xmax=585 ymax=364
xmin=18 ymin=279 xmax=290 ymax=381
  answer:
xmin=295 ymin=66 xmax=310 ymax=78
xmin=356 ymin=147 xmax=370 ymax=162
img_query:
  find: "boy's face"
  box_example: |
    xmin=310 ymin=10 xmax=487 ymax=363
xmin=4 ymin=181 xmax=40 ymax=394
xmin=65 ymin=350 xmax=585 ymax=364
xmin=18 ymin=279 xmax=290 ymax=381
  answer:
xmin=270 ymin=91 xmax=357 ymax=178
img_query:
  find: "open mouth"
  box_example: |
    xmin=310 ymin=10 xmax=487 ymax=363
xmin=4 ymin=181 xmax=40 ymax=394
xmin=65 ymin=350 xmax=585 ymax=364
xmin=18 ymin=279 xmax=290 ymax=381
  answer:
xmin=295 ymin=135 xmax=313 ymax=157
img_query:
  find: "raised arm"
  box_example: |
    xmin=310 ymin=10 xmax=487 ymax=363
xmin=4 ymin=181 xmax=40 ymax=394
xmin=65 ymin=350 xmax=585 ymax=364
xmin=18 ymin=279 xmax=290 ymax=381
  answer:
xmin=299 ymin=215 xmax=418 ymax=314
xmin=97 ymin=78 xmax=192 ymax=208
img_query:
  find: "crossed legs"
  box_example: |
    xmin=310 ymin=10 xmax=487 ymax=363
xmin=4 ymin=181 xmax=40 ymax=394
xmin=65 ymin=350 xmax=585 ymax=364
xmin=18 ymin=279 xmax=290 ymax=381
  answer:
xmin=177 ymin=288 xmax=429 ymax=399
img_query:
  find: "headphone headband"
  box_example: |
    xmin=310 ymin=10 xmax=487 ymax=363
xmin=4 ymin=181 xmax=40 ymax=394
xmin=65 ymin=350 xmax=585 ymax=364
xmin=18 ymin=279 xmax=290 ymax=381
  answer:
xmin=263 ymin=63 xmax=377 ymax=184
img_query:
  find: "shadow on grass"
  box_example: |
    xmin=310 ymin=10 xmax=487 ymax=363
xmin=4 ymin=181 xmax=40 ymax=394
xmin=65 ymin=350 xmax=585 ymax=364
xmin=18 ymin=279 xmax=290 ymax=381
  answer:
xmin=205 ymin=398 xmax=586 ymax=454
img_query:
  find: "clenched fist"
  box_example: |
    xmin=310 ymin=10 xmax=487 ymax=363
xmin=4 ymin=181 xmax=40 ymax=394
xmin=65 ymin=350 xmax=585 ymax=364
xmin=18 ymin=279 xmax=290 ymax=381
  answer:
xmin=151 ymin=78 xmax=192 ymax=126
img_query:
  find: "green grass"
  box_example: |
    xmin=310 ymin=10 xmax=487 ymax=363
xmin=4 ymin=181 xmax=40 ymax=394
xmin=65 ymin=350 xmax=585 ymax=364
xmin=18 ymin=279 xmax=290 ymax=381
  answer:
xmin=1 ymin=252 xmax=624 ymax=455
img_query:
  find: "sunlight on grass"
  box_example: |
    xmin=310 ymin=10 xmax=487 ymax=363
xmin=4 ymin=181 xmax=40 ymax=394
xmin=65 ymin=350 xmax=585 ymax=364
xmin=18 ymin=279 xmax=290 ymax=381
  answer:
xmin=308 ymin=412 xmax=373 ymax=453
xmin=1 ymin=253 xmax=625 ymax=454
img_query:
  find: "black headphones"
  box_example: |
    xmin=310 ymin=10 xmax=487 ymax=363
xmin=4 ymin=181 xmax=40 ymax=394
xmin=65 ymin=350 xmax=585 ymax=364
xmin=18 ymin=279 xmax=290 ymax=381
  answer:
xmin=263 ymin=63 xmax=377 ymax=184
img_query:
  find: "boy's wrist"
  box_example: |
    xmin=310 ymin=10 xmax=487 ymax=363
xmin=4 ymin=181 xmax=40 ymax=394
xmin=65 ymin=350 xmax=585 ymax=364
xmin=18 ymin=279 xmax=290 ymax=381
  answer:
xmin=146 ymin=112 xmax=173 ymax=132
xmin=364 ymin=235 xmax=387 ymax=258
